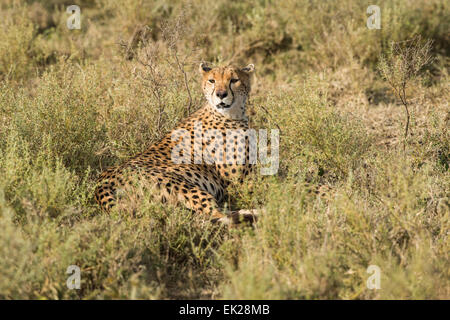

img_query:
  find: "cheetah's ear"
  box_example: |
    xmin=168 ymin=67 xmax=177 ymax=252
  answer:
xmin=199 ymin=62 xmax=212 ymax=73
xmin=241 ymin=64 xmax=255 ymax=74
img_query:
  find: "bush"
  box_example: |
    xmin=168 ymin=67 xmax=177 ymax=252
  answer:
xmin=0 ymin=2 xmax=37 ymax=80
xmin=0 ymin=0 xmax=448 ymax=299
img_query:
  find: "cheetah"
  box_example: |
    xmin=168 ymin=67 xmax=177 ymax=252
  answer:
xmin=95 ymin=63 xmax=257 ymax=225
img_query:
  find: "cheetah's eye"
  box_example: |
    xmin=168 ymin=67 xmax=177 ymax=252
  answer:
xmin=208 ymin=79 xmax=215 ymax=84
xmin=230 ymin=78 xmax=239 ymax=83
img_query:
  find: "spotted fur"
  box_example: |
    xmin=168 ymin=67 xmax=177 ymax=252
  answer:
xmin=95 ymin=63 xmax=256 ymax=224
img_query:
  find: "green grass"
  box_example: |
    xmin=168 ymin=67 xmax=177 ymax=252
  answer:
xmin=0 ymin=0 xmax=448 ymax=299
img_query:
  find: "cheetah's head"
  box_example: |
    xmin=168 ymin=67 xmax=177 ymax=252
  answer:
xmin=199 ymin=63 xmax=254 ymax=120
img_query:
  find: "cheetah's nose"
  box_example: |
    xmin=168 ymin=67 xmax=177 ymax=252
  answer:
xmin=216 ymin=90 xmax=228 ymax=99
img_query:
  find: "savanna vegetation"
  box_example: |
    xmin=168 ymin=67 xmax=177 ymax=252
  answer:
xmin=0 ymin=0 xmax=448 ymax=299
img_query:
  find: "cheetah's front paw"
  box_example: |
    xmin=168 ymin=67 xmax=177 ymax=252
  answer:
xmin=212 ymin=209 xmax=260 ymax=226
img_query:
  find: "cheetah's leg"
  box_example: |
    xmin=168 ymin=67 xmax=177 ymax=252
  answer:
xmin=161 ymin=180 xmax=260 ymax=225
xmin=95 ymin=177 xmax=118 ymax=211
xmin=168 ymin=180 xmax=260 ymax=225
xmin=95 ymin=169 xmax=256 ymax=225
xmin=96 ymin=170 xmax=227 ymax=221
xmin=217 ymin=209 xmax=259 ymax=225
xmin=175 ymin=185 xmax=226 ymax=221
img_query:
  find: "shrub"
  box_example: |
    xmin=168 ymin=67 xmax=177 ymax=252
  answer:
xmin=0 ymin=0 xmax=448 ymax=299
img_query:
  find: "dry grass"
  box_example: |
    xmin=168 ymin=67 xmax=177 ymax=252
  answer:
xmin=0 ymin=0 xmax=448 ymax=299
